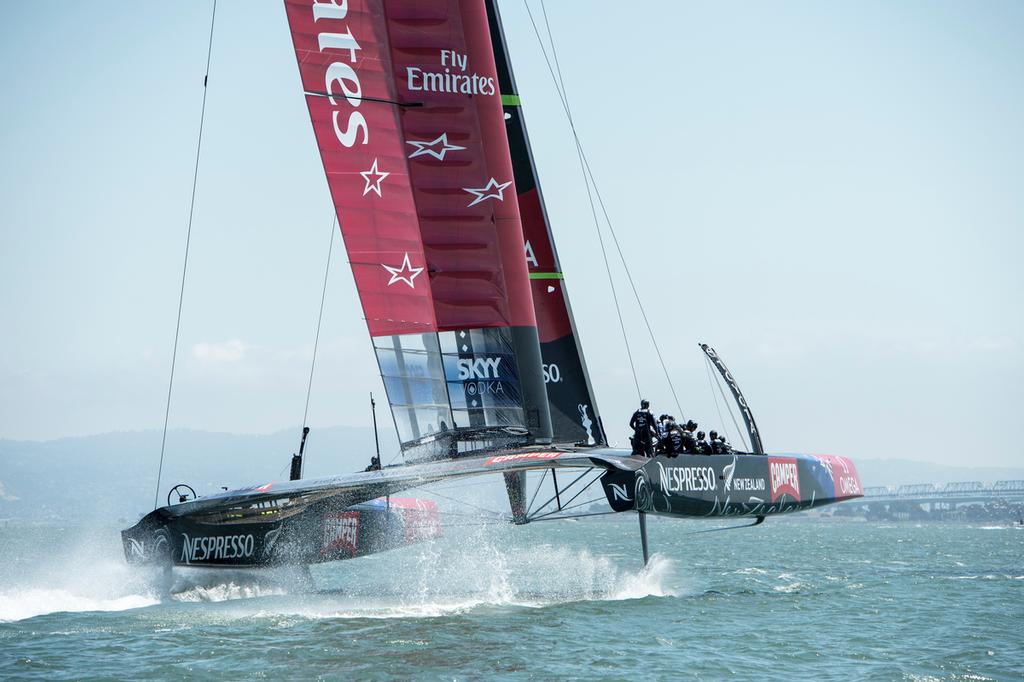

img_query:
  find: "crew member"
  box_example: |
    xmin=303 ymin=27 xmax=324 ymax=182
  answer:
xmin=629 ymin=399 xmax=657 ymax=457
xmin=717 ymin=435 xmax=733 ymax=454
xmin=656 ymin=414 xmax=670 ymax=442
xmin=709 ymin=430 xmax=721 ymax=454
xmin=364 ymin=455 xmax=381 ymax=472
xmin=666 ymin=421 xmax=684 ymax=457
xmin=681 ymin=420 xmax=699 ymax=454
xmin=696 ymin=431 xmax=712 ymax=455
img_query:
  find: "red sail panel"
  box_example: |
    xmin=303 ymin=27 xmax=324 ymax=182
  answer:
xmin=284 ymin=0 xmax=536 ymax=337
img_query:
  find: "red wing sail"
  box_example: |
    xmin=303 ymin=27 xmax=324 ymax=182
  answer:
xmin=284 ymin=0 xmax=552 ymax=454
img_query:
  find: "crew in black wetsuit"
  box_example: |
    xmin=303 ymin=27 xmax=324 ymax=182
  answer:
xmin=656 ymin=415 xmax=670 ymax=442
xmin=709 ymin=431 xmax=722 ymax=454
xmin=364 ymin=455 xmax=381 ymax=472
xmin=696 ymin=431 xmax=712 ymax=455
xmin=681 ymin=420 xmax=699 ymax=454
xmin=665 ymin=423 xmax=684 ymax=457
xmin=717 ymin=435 xmax=733 ymax=454
xmin=629 ymin=399 xmax=657 ymax=457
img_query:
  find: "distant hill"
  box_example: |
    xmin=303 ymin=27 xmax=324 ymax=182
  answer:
xmin=0 ymin=426 xmax=398 ymax=522
xmin=1 ymin=430 xmax=1021 ymax=521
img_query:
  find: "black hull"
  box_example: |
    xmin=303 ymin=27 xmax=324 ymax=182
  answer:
xmin=122 ymin=497 xmax=440 ymax=569
xmin=601 ymin=453 xmax=863 ymax=518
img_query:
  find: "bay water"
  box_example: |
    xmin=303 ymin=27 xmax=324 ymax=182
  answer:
xmin=0 ymin=517 xmax=1021 ymax=680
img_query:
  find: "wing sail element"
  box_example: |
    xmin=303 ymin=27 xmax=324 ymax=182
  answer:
xmin=484 ymin=0 xmax=605 ymax=446
xmin=284 ymin=0 xmax=553 ymax=455
xmin=699 ymin=343 xmax=764 ymax=454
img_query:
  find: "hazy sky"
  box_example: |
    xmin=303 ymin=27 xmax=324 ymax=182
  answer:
xmin=1 ymin=1 xmax=1021 ymax=468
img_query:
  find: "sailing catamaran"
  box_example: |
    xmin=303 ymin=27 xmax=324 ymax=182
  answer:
xmin=122 ymin=0 xmax=862 ymax=571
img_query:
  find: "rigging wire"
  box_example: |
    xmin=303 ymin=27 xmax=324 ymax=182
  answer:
xmin=296 ymin=215 xmax=338 ymax=476
xmin=153 ymin=0 xmax=218 ymax=510
xmin=522 ymin=0 xmax=640 ymax=400
xmin=527 ymin=0 xmax=686 ymax=416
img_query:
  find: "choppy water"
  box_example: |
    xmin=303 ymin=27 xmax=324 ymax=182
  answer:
xmin=0 ymin=517 xmax=1021 ymax=680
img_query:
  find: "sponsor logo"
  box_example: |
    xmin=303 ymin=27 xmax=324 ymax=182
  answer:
xmin=382 ymin=253 xmax=424 ymax=289
xmin=463 ymin=177 xmax=512 ymax=207
xmin=542 ymin=363 xmax=562 ymax=383
xmin=732 ymin=477 xmax=767 ymax=492
xmin=256 ymin=482 xmax=273 ymax=492
xmin=769 ymin=457 xmax=801 ymax=502
xmin=486 ymin=452 xmax=561 ymax=465
xmin=458 ymin=357 xmax=502 ymax=380
xmin=831 ymin=456 xmax=862 ymax=497
xmin=405 ymin=133 xmax=464 ymax=161
xmin=578 ymin=404 xmax=595 ymax=445
xmin=838 ymin=475 xmax=861 ymax=496
xmin=608 ymin=483 xmax=631 ymax=502
xmin=323 ymin=511 xmax=360 ymax=555
xmin=813 ymin=454 xmax=862 ymax=498
xmin=180 ymin=533 xmax=255 ymax=564
xmin=657 ymin=462 xmax=717 ymax=493
xmin=311 ymin=0 xmax=369 ymax=148
xmin=722 ymin=456 xmax=737 ymax=491
xmin=127 ymin=538 xmax=146 ymax=560
xmin=406 ymin=49 xmax=497 ymax=96
xmin=524 ymin=240 xmax=539 ymax=267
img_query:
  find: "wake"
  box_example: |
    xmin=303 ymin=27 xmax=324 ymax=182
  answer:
xmin=0 ymin=523 xmax=682 ymax=622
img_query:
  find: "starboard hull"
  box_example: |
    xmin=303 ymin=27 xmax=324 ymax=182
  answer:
xmin=601 ymin=453 xmax=863 ymax=517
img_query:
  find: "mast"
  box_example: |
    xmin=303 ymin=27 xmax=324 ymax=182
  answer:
xmin=484 ymin=0 xmax=605 ymax=445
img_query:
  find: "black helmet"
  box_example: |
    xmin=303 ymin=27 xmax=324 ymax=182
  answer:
xmin=697 ymin=431 xmax=705 ymax=440
xmin=659 ymin=414 xmax=669 ymax=421
xmin=641 ymin=399 xmax=650 ymax=409
xmin=709 ymin=430 xmax=718 ymax=439
xmin=686 ymin=420 xmax=697 ymax=430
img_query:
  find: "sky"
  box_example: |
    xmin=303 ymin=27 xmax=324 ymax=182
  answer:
xmin=0 ymin=1 xmax=1021 ymax=468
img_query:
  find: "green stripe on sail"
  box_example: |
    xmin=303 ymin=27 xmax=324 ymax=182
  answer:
xmin=529 ymin=272 xmax=564 ymax=280
xmin=501 ymin=94 xmax=521 ymax=106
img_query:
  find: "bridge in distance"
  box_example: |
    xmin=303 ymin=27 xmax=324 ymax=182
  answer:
xmin=852 ymin=480 xmax=1024 ymax=508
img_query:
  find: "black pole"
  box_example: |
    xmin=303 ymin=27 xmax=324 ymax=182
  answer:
xmin=290 ymin=426 xmax=309 ymax=482
xmin=638 ymin=511 xmax=650 ymax=566
xmin=371 ymin=392 xmax=380 ymax=459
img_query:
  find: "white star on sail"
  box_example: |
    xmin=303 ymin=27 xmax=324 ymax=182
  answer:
xmin=463 ymin=178 xmax=513 ymax=207
xmin=360 ymin=158 xmax=389 ymax=197
xmin=405 ymin=133 xmax=465 ymax=161
xmin=382 ymin=253 xmax=424 ymax=288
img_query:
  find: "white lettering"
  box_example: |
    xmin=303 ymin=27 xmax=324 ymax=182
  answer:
xmin=318 ymin=29 xmax=361 ymax=63
xmin=313 ymin=0 xmax=349 ymax=22
xmin=542 ymin=363 xmax=561 ymax=383
xmin=457 ymin=357 xmax=502 ymax=380
xmin=325 ymin=62 xmax=361 ymax=107
xmin=524 ymin=240 xmax=539 ymax=268
xmin=657 ymin=463 xmax=717 ymax=493
xmin=332 ymin=111 xmax=368 ymax=147
xmin=180 ymin=533 xmax=256 ymax=564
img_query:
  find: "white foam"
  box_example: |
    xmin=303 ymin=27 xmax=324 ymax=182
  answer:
xmin=0 ymin=588 xmax=158 ymax=622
